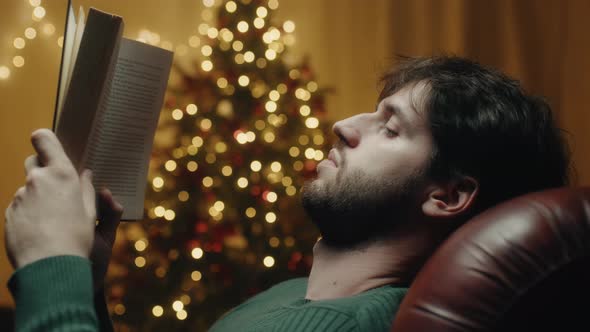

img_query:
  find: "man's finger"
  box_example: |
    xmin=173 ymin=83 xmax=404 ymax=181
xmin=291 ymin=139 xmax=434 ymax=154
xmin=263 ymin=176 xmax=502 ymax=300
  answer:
xmin=30 ymin=129 xmax=69 ymax=167
xmin=24 ymin=155 xmax=41 ymax=175
xmin=80 ymin=169 xmax=96 ymax=220
xmin=97 ymin=188 xmax=123 ymax=244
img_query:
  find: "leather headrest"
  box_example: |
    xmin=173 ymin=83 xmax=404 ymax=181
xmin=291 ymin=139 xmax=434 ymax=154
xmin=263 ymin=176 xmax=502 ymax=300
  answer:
xmin=392 ymin=187 xmax=590 ymax=331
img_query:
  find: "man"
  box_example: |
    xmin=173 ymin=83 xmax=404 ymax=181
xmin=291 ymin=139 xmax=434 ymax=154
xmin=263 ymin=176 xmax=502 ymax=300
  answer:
xmin=5 ymin=56 xmax=570 ymax=331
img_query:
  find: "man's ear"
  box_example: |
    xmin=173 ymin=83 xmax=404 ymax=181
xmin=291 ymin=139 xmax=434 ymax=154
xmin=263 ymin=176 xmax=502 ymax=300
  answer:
xmin=421 ymin=176 xmax=479 ymax=218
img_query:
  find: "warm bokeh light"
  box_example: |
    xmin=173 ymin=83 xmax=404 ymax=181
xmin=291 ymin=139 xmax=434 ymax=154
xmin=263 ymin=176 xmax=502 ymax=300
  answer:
xmin=172 ymin=108 xmax=183 ymax=120
xmin=135 ymin=256 xmax=146 ymax=268
xmin=270 ymin=161 xmax=282 ymax=172
xmin=238 ymin=75 xmax=250 ymax=86
xmin=186 ymin=103 xmax=198 ymax=115
xmin=237 ymin=21 xmax=249 ymax=33
xmin=283 ymin=20 xmax=295 ymax=33
xmin=244 ymin=51 xmax=255 ymax=62
xmin=263 ymin=131 xmax=276 ymax=143
xmin=152 ymin=305 xmax=164 ymax=317
xmin=256 ymin=6 xmax=268 ymax=18
xmin=268 ymin=0 xmax=279 ymax=10
xmin=178 ymin=191 xmax=189 ymax=201
xmin=250 ymin=160 xmax=262 ymax=172
xmin=172 ymin=300 xmax=184 ymax=312
xmin=164 ymin=209 xmax=176 ymax=221
xmin=42 ymin=23 xmax=55 ymax=35
xmin=13 ymin=38 xmax=25 ymax=49
xmin=154 ymin=206 xmax=165 ymax=217
xmin=188 ymin=35 xmax=200 ymax=48
xmin=202 ymin=176 xmax=214 ymax=187
xmin=225 ymin=1 xmax=237 ymax=13
xmin=187 ymin=161 xmax=198 ymax=172
xmin=265 ymin=191 xmax=278 ymax=202
xmin=305 ymin=117 xmax=319 ymax=128
xmin=221 ymin=165 xmax=233 ymax=176
xmin=200 ymin=118 xmax=212 ymax=131
xmin=24 ymin=27 xmax=37 ymax=39
xmin=299 ymin=105 xmax=311 ymax=116
xmin=152 ymin=177 xmax=164 ymax=188
xmin=254 ymin=17 xmax=265 ymax=29
xmin=134 ymin=239 xmax=148 ymax=252
xmin=176 ymin=309 xmax=187 ymax=320
xmin=237 ymin=177 xmax=249 ymax=188
xmin=265 ymin=212 xmax=277 ymax=223
xmin=191 ymin=248 xmax=204 ymax=259
xmin=201 ymin=60 xmax=213 ymax=71
xmin=245 ymin=207 xmax=256 ymax=218
xmin=114 ymin=304 xmax=125 ymax=315
xmin=12 ymin=56 xmax=25 ymax=68
xmin=191 ymin=270 xmax=202 ymax=281
xmin=263 ymin=256 xmax=275 ymax=267
xmin=201 ymin=45 xmax=213 ymax=56
xmin=269 ymin=237 xmax=280 ymax=247
xmin=265 ymin=49 xmax=277 ymax=60
xmin=192 ymin=136 xmax=204 ymax=147
xmin=32 ymin=6 xmax=46 ymax=20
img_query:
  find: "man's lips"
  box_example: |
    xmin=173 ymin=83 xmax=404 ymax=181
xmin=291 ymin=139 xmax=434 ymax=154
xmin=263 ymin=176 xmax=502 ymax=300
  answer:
xmin=327 ymin=149 xmax=339 ymax=167
xmin=317 ymin=148 xmax=340 ymax=170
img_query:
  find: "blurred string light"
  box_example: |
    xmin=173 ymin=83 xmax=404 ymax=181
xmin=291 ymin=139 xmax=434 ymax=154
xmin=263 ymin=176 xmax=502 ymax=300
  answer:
xmin=2 ymin=0 xmax=294 ymax=82
xmin=1 ymin=1 xmax=60 ymax=81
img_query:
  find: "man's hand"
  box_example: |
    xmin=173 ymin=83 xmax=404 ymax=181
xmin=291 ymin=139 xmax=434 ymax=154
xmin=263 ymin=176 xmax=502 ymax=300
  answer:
xmin=4 ymin=128 xmax=96 ymax=269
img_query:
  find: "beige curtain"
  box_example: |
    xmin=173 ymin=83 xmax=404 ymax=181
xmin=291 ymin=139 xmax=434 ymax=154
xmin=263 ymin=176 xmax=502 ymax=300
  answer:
xmin=388 ymin=0 xmax=589 ymax=185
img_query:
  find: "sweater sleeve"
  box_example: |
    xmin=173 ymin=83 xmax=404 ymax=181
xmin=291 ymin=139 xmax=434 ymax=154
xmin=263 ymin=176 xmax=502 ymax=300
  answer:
xmin=8 ymin=255 xmax=99 ymax=332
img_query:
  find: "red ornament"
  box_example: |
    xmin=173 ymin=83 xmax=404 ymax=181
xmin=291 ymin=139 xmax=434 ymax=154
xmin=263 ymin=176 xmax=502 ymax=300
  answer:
xmin=250 ymin=185 xmax=261 ymax=197
xmin=195 ymin=222 xmax=209 ymax=234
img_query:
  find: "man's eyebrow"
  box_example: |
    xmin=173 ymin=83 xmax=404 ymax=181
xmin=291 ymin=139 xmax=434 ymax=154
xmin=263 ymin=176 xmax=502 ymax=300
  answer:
xmin=385 ymin=103 xmax=411 ymax=129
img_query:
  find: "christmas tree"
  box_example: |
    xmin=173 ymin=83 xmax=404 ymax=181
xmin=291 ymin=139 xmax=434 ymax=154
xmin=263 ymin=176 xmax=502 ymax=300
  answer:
xmin=107 ymin=0 xmax=331 ymax=330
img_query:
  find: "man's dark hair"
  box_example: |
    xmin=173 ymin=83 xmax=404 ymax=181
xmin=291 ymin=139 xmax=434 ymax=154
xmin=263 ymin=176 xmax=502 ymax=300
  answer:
xmin=379 ymin=56 xmax=571 ymax=219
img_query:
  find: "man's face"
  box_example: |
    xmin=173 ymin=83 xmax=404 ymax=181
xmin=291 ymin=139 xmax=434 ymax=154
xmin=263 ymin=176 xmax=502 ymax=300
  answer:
xmin=302 ymin=82 xmax=435 ymax=248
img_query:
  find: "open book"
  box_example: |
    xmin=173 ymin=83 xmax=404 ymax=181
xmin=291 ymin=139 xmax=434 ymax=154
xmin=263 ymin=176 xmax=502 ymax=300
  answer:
xmin=53 ymin=3 xmax=173 ymax=220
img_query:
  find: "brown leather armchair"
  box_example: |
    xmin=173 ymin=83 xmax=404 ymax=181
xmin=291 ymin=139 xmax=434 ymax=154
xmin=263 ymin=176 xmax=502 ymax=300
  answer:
xmin=392 ymin=187 xmax=590 ymax=331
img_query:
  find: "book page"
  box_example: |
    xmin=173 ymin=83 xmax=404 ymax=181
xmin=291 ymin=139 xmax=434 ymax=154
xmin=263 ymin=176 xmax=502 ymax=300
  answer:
xmin=83 ymin=38 xmax=173 ymax=220
xmin=55 ymin=7 xmax=123 ymax=170
xmin=62 ymin=6 xmax=86 ymax=106
xmin=55 ymin=4 xmax=77 ymax=122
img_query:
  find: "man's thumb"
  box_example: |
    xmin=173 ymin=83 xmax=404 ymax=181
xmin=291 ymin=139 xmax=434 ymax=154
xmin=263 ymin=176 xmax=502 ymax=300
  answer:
xmin=80 ymin=169 xmax=96 ymax=219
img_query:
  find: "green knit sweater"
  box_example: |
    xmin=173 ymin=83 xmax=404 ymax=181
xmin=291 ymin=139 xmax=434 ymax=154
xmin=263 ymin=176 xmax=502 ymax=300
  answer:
xmin=8 ymin=256 xmax=98 ymax=332
xmin=8 ymin=256 xmax=407 ymax=331
xmin=209 ymin=278 xmax=408 ymax=332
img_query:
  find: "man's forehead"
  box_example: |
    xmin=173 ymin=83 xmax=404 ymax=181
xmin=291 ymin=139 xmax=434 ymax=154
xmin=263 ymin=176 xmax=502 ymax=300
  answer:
xmin=381 ymin=81 xmax=430 ymax=117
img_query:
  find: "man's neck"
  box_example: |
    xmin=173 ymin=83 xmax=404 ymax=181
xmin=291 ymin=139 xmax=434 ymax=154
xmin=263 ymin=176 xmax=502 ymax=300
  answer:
xmin=305 ymin=238 xmax=409 ymax=301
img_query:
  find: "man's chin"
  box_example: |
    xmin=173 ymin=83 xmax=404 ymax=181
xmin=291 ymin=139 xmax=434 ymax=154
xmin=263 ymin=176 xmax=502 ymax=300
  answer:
xmin=317 ymin=231 xmax=378 ymax=249
xmin=302 ymin=176 xmax=328 ymax=195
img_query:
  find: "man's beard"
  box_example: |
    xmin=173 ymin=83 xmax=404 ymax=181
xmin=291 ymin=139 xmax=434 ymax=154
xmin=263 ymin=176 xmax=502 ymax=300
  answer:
xmin=301 ymin=167 xmax=426 ymax=249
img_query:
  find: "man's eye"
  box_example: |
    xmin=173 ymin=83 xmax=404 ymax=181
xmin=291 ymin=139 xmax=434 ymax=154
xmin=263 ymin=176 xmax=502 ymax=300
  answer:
xmin=384 ymin=128 xmax=398 ymax=138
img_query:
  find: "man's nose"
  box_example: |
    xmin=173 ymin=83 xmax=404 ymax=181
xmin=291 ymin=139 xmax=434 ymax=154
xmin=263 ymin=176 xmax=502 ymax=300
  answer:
xmin=332 ymin=119 xmax=360 ymax=148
